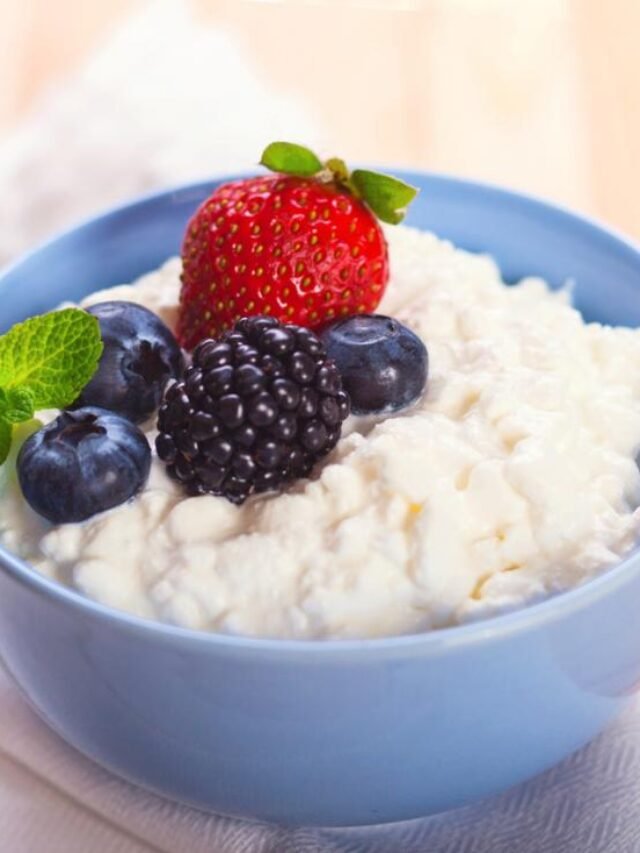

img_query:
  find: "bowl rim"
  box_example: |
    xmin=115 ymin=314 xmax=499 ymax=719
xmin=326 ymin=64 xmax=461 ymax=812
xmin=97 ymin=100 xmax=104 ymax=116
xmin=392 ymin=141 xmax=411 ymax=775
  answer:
xmin=1 ymin=168 xmax=640 ymax=657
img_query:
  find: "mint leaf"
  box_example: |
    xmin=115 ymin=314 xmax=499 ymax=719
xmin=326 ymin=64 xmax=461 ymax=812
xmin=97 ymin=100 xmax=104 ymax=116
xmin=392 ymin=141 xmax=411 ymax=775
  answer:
xmin=0 ymin=308 xmax=103 ymax=410
xmin=0 ymin=386 xmax=35 ymax=423
xmin=351 ymin=170 xmax=419 ymax=225
xmin=0 ymin=308 xmax=102 ymax=464
xmin=0 ymin=418 xmax=10 ymax=465
xmin=260 ymin=142 xmax=323 ymax=177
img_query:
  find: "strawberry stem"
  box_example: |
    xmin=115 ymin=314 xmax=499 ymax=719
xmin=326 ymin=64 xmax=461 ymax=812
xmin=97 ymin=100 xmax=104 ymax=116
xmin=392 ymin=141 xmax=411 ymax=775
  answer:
xmin=259 ymin=141 xmax=419 ymax=225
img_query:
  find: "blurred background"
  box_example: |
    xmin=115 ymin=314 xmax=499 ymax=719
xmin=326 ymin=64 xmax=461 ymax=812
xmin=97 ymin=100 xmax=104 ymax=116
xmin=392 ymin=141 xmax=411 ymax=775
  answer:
xmin=0 ymin=0 xmax=637 ymax=269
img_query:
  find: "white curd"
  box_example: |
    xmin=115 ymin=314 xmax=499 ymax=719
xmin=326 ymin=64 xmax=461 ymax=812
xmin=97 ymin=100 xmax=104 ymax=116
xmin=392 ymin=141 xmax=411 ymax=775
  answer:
xmin=2 ymin=225 xmax=639 ymax=638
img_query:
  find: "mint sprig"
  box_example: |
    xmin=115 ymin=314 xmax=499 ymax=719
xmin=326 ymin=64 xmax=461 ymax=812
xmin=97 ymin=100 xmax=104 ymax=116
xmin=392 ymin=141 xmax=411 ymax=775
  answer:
xmin=0 ymin=387 xmax=35 ymax=423
xmin=259 ymin=141 xmax=419 ymax=225
xmin=0 ymin=308 xmax=103 ymax=464
xmin=0 ymin=419 xmax=10 ymax=466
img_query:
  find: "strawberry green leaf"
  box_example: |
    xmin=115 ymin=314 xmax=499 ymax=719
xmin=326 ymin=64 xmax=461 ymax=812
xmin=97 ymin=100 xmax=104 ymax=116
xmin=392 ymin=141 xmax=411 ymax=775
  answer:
xmin=0 ymin=386 xmax=35 ymax=424
xmin=351 ymin=170 xmax=419 ymax=225
xmin=260 ymin=142 xmax=323 ymax=177
xmin=0 ymin=308 xmax=103 ymax=411
xmin=0 ymin=418 xmax=10 ymax=465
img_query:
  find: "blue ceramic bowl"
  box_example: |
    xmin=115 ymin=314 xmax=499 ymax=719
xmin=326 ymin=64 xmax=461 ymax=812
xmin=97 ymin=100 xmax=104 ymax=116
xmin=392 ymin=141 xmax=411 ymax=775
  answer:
xmin=1 ymin=172 xmax=640 ymax=827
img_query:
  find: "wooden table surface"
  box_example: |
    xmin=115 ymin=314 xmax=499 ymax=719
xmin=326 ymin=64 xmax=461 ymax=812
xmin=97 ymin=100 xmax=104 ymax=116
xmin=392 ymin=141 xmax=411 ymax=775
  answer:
xmin=0 ymin=0 xmax=638 ymax=237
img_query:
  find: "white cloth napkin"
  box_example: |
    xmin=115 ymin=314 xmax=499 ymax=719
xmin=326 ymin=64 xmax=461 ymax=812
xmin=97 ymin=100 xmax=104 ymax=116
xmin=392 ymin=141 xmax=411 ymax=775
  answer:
xmin=0 ymin=2 xmax=638 ymax=850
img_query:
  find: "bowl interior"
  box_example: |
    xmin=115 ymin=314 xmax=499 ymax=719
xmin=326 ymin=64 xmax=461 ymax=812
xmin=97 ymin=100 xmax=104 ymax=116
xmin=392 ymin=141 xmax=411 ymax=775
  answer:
xmin=1 ymin=171 xmax=639 ymax=335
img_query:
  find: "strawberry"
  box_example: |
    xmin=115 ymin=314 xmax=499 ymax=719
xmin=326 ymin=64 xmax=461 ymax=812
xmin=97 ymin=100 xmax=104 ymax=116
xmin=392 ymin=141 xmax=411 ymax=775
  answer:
xmin=178 ymin=142 xmax=418 ymax=350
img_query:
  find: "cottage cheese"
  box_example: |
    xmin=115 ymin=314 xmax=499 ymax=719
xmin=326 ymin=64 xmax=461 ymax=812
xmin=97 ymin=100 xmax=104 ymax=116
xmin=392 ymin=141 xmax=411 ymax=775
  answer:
xmin=2 ymin=225 xmax=640 ymax=638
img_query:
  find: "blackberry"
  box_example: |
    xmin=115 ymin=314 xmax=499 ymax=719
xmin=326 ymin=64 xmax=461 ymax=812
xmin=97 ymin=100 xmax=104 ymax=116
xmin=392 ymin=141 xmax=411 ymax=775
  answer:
xmin=156 ymin=317 xmax=350 ymax=504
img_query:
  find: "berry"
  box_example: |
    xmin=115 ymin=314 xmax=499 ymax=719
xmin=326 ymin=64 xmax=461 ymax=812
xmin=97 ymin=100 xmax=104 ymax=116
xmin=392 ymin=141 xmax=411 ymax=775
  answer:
xmin=177 ymin=142 xmax=418 ymax=349
xmin=17 ymin=408 xmax=151 ymax=523
xmin=178 ymin=176 xmax=386 ymax=350
xmin=74 ymin=301 xmax=183 ymax=424
xmin=320 ymin=314 xmax=428 ymax=414
xmin=156 ymin=316 xmax=350 ymax=504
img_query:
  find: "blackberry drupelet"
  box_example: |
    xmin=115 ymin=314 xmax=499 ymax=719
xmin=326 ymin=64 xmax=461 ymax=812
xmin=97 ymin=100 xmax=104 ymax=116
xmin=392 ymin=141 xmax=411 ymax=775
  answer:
xmin=155 ymin=317 xmax=350 ymax=504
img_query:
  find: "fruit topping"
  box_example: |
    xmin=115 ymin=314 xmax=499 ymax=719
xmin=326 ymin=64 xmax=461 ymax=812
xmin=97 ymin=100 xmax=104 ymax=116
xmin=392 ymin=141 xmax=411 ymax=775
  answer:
xmin=0 ymin=308 xmax=103 ymax=465
xmin=178 ymin=141 xmax=418 ymax=349
xmin=73 ymin=301 xmax=183 ymax=424
xmin=17 ymin=407 xmax=151 ymax=523
xmin=320 ymin=314 xmax=428 ymax=414
xmin=156 ymin=316 xmax=350 ymax=504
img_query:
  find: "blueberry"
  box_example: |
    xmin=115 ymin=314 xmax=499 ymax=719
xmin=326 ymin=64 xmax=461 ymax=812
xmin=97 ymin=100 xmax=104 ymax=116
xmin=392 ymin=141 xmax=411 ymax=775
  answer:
xmin=74 ymin=301 xmax=183 ymax=423
xmin=320 ymin=314 xmax=428 ymax=414
xmin=17 ymin=408 xmax=151 ymax=524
